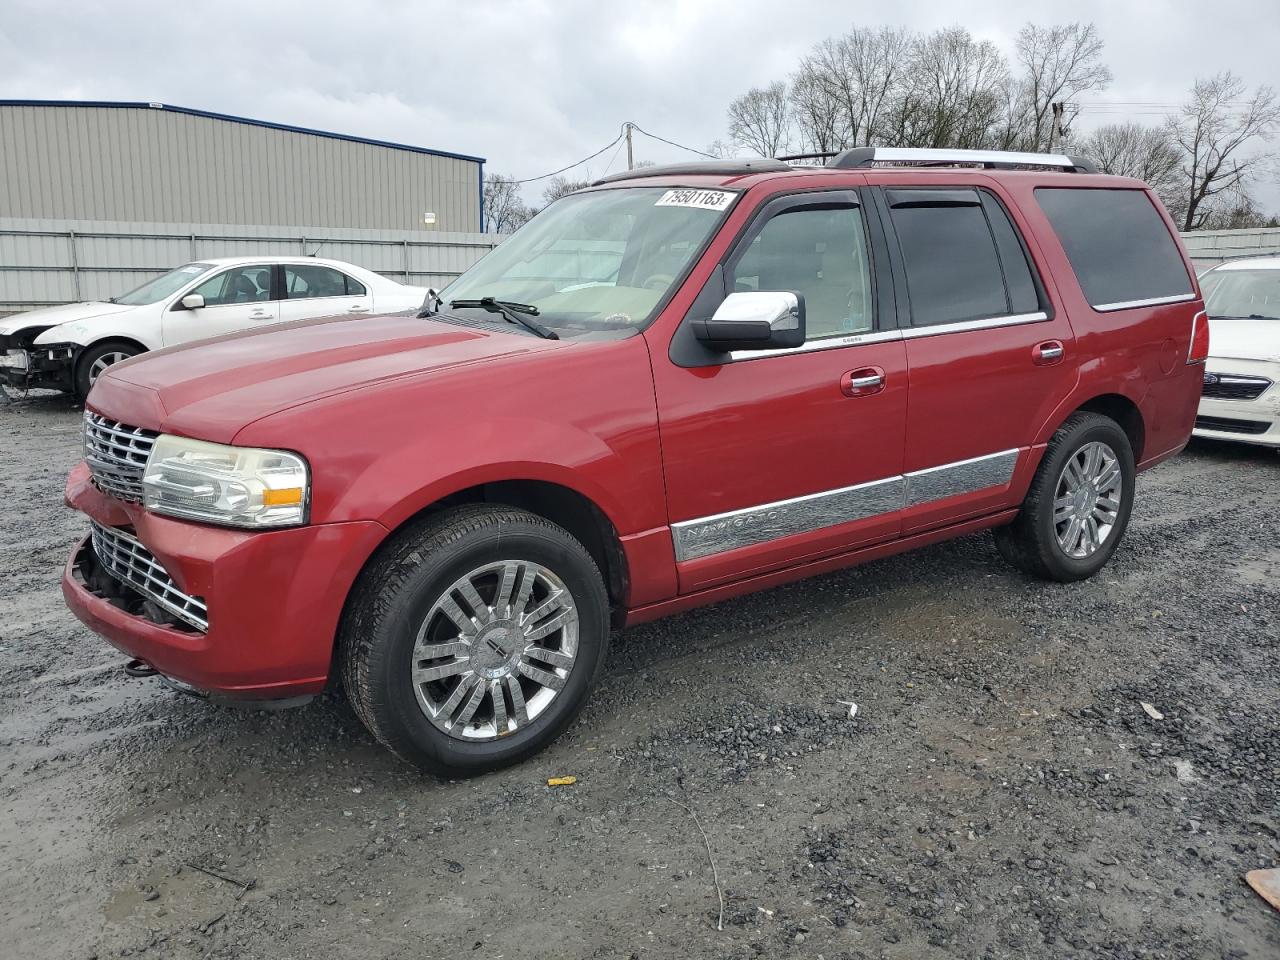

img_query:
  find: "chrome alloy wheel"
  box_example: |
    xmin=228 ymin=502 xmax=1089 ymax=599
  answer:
xmin=89 ymin=351 xmax=132 ymax=383
xmin=1053 ymin=441 xmax=1123 ymax=559
xmin=411 ymin=560 xmax=579 ymax=741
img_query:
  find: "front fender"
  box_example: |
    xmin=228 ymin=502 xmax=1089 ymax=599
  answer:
xmin=231 ymin=336 xmax=667 ymax=541
xmin=337 ymin=417 xmax=643 ymax=535
xmin=33 ymin=316 xmax=160 ymax=350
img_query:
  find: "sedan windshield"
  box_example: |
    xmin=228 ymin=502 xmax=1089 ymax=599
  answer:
xmin=1204 ymin=267 xmax=1280 ymax=320
xmin=113 ymin=263 xmax=215 ymax=306
xmin=440 ymin=187 xmax=736 ymax=335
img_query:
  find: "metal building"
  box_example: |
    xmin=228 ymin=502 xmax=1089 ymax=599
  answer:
xmin=0 ymin=101 xmax=494 ymax=312
xmin=0 ymin=100 xmax=485 ymax=232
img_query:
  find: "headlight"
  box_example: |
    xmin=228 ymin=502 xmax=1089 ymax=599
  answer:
xmin=1 ymin=349 xmax=29 ymax=370
xmin=142 ymin=435 xmax=309 ymax=528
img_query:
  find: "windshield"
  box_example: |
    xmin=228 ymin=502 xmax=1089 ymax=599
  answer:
xmin=441 ymin=186 xmax=736 ymax=334
xmin=1204 ymin=267 xmax=1280 ymax=320
xmin=114 ymin=263 xmax=215 ymax=306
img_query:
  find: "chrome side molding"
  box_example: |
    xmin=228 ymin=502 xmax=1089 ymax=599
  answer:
xmin=671 ymin=448 xmax=1022 ymax=561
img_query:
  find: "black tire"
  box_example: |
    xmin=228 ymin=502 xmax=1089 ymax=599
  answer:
xmin=75 ymin=340 xmax=142 ymax=400
xmin=994 ymin=412 xmax=1136 ymax=582
xmin=339 ymin=504 xmax=610 ymax=777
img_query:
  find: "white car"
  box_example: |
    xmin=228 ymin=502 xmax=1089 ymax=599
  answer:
xmin=0 ymin=257 xmax=428 ymax=398
xmin=1194 ymin=256 xmax=1280 ymax=449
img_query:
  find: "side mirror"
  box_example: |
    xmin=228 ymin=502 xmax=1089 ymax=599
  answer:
xmin=178 ymin=293 xmax=205 ymax=311
xmin=692 ymin=291 xmax=805 ymax=352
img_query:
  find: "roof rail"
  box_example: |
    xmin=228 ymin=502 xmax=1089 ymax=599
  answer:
xmin=828 ymin=147 xmax=1098 ymax=174
xmin=775 ymin=151 xmax=840 ymax=163
xmin=593 ymin=159 xmax=791 ymax=185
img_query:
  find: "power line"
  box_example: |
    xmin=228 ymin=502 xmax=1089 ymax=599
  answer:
xmin=506 ymin=126 xmax=627 ymax=184
xmin=600 ymin=134 xmax=627 ymax=177
xmin=629 ymin=123 xmax=719 ymax=159
xmin=502 ymin=121 xmax=717 ymax=186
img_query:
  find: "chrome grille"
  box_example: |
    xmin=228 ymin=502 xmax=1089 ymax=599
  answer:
xmin=90 ymin=521 xmax=208 ymax=631
xmin=1202 ymin=373 xmax=1272 ymax=401
xmin=83 ymin=412 xmax=158 ymax=503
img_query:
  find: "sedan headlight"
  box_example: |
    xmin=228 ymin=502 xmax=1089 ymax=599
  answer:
xmin=1 ymin=349 xmax=29 ymax=370
xmin=142 ymin=435 xmax=309 ymax=528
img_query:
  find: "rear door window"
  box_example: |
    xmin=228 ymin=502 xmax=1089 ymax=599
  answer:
xmin=1035 ymin=188 xmax=1193 ymax=310
xmin=285 ymin=265 xmax=365 ymax=299
xmin=887 ymin=188 xmax=1037 ymax=327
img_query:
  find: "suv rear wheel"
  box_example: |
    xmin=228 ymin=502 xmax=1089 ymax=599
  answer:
xmin=340 ymin=505 xmax=610 ymax=776
xmin=994 ymin=412 xmax=1136 ymax=582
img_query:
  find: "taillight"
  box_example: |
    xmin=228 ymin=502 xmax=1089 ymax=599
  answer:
xmin=1187 ymin=310 xmax=1210 ymax=364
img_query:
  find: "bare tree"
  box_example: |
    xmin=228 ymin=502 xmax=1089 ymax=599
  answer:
xmin=884 ymin=28 xmax=1011 ymax=149
xmin=727 ymin=81 xmax=792 ymax=157
xmin=789 ymin=55 xmax=849 ymax=154
xmin=483 ymin=175 xmax=534 ymax=234
xmin=703 ymin=139 xmax=735 ymax=159
xmin=1198 ymin=190 xmax=1280 ymax=230
xmin=541 ymin=176 xmax=592 ymax=207
xmin=787 ymin=27 xmax=913 ymax=153
xmin=1012 ymin=22 xmax=1112 ymax=151
xmin=1077 ymin=122 xmax=1182 ymax=214
xmin=1168 ymin=72 xmax=1280 ymax=231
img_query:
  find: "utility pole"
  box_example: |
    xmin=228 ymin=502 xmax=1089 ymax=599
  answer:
xmin=625 ymin=122 xmax=634 ymax=170
xmin=1048 ymin=102 xmax=1065 ymax=153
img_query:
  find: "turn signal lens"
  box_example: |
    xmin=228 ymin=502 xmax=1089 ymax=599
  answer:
xmin=262 ymin=487 xmax=304 ymax=507
xmin=1187 ymin=310 xmax=1210 ymax=364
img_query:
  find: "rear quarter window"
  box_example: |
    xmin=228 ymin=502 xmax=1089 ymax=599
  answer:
xmin=1035 ymin=188 xmax=1193 ymax=310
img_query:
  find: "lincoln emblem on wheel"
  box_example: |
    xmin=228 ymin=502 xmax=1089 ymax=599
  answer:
xmin=60 ymin=148 xmax=1206 ymax=775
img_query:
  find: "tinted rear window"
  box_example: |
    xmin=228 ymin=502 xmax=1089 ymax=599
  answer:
xmin=1036 ymin=188 xmax=1192 ymax=309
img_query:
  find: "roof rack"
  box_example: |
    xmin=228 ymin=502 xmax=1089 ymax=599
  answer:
xmin=593 ymin=159 xmax=791 ymax=185
xmin=827 ymin=147 xmax=1098 ymax=174
xmin=775 ymin=151 xmax=840 ymax=163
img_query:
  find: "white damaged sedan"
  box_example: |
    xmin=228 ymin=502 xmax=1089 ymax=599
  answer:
xmin=1194 ymin=256 xmax=1280 ymax=449
xmin=0 ymin=257 xmax=427 ymax=398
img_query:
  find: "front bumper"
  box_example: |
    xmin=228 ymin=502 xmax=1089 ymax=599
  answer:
xmin=62 ymin=461 xmax=388 ymax=699
xmin=1194 ymin=359 xmax=1280 ymax=448
xmin=0 ymin=344 xmax=75 ymax=391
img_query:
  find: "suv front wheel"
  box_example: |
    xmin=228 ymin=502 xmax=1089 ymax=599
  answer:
xmin=994 ymin=412 xmax=1136 ymax=582
xmin=340 ymin=505 xmax=610 ymax=776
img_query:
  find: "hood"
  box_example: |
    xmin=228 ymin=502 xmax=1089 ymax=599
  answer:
xmin=93 ymin=311 xmax=560 ymax=442
xmin=0 ymin=301 xmax=135 ymax=339
xmin=1207 ymin=316 xmax=1280 ymax=363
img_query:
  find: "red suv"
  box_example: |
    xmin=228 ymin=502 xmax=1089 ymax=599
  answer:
xmin=63 ymin=148 xmax=1208 ymax=775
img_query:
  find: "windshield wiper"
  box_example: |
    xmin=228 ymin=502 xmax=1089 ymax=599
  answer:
xmin=450 ymin=297 xmax=559 ymax=340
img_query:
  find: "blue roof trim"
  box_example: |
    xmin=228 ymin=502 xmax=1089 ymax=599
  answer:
xmin=0 ymin=99 xmax=486 ymax=165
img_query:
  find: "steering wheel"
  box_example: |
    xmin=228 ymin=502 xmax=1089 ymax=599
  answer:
xmin=641 ymin=273 xmax=675 ymax=290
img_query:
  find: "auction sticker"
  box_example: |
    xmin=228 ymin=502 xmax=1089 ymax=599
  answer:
xmin=655 ymin=189 xmax=736 ymax=211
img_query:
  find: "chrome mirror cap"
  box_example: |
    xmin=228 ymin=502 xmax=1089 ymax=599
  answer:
xmin=710 ymin=291 xmax=801 ymax=330
xmin=692 ymin=290 xmax=806 ymax=352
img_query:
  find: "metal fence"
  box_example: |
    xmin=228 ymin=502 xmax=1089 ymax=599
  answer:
xmin=0 ymin=217 xmax=501 ymax=312
xmin=1180 ymin=227 xmax=1280 ymax=268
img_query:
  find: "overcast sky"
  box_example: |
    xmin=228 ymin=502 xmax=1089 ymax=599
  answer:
xmin=2 ymin=0 xmax=1278 ymax=208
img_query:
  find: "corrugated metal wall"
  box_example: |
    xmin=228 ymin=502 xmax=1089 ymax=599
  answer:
xmin=1180 ymin=227 xmax=1280 ymax=267
xmin=0 ymin=217 xmax=500 ymax=311
xmin=0 ymin=103 xmax=482 ymax=232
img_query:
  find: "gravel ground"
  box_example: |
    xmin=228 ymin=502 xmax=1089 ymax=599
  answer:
xmin=1 ymin=393 xmax=1278 ymax=960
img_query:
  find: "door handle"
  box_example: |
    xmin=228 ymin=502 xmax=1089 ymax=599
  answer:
xmin=1033 ymin=340 xmax=1065 ymax=365
xmin=841 ymin=366 xmax=885 ymax=397
xmin=348 ymin=306 xmax=370 ymax=313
